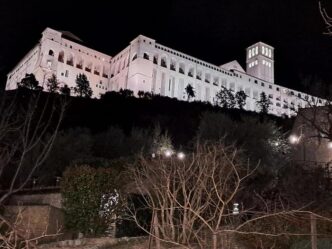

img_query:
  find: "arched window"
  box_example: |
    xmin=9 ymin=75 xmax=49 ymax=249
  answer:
xmin=117 ymin=62 xmax=121 ymax=73
xmin=85 ymin=62 xmax=92 ymax=72
xmin=94 ymin=65 xmax=100 ymax=75
xmin=102 ymin=65 xmax=109 ymax=78
xmin=188 ymin=67 xmax=194 ymax=77
xmin=205 ymin=73 xmax=211 ymax=83
xmin=58 ymin=51 xmax=64 ymax=63
xmin=170 ymin=59 xmax=176 ymax=71
xmin=132 ymin=54 xmax=137 ymax=61
xmin=143 ymin=53 xmax=149 ymax=60
xmin=179 ymin=63 xmax=185 ymax=74
xmin=196 ymin=70 xmax=202 ymax=80
xmin=66 ymin=53 xmax=74 ymax=66
xmin=153 ymin=55 xmax=158 ymax=64
xmin=76 ymin=56 xmax=83 ymax=69
xmin=48 ymin=50 xmax=54 ymax=56
xmin=160 ymin=56 xmax=167 ymax=68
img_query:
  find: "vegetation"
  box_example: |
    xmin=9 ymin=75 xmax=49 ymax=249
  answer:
xmin=17 ymin=73 xmax=42 ymax=90
xmin=61 ymin=165 xmax=124 ymax=235
xmin=74 ymin=73 xmax=92 ymax=98
xmin=1 ymin=88 xmax=331 ymax=248
xmin=185 ymin=84 xmax=195 ymax=101
xmin=256 ymin=92 xmax=271 ymax=114
xmin=46 ymin=74 xmax=60 ymax=93
xmin=235 ymin=90 xmax=247 ymax=109
xmin=215 ymin=86 xmax=236 ymax=108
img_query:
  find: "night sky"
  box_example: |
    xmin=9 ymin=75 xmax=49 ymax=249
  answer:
xmin=1 ymin=0 xmax=332 ymax=92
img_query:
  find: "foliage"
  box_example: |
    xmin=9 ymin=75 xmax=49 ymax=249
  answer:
xmin=215 ymin=86 xmax=236 ymax=108
xmin=74 ymin=73 xmax=92 ymax=98
xmin=61 ymin=165 xmax=124 ymax=235
xmin=46 ymin=74 xmax=60 ymax=93
xmin=60 ymin=84 xmax=71 ymax=96
xmin=185 ymin=84 xmax=195 ymax=101
xmin=35 ymin=128 xmax=93 ymax=184
xmin=137 ymin=90 xmax=145 ymax=98
xmin=130 ymin=142 xmax=252 ymax=249
xmin=235 ymin=90 xmax=247 ymax=109
xmin=256 ymin=92 xmax=271 ymax=114
xmin=0 ymin=90 xmax=65 ymax=201
xmin=17 ymin=73 xmax=41 ymax=90
xmin=119 ymin=88 xmax=134 ymax=98
xmin=150 ymin=125 xmax=173 ymax=156
xmin=33 ymin=126 xmax=152 ymax=185
xmin=197 ymin=112 xmax=289 ymax=175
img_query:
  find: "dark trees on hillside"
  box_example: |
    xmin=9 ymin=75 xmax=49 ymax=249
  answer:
xmin=74 ymin=73 xmax=92 ymax=98
xmin=17 ymin=73 xmax=42 ymax=90
xmin=215 ymin=87 xmax=236 ymax=108
xmin=60 ymin=84 xmax=71 ymax=96
xmin=46 ymin=74 xmax=60 ymax=93
xmin=235 ymin=90 xmax=247 ymax=109
xmin=256 ymin=92 xmax=271 ymax=114
xmin=185 ymin=84 xmax=195 ymax=101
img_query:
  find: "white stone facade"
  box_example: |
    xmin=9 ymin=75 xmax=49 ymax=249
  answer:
xmin=6 ymin=27 xmax=324 ymax=116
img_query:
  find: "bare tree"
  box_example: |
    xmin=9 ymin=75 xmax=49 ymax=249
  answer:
xmin=128 ymin=142 xmax=255 ymax=249
xmin=128 ymin=142 xmax=332 ymax=249
xmin=319 ymin=1 xmax=332 ymax=35
xmin=0 ymin=90 xmax=66 ymax=247
xmin=0 ymin=91 xmax=66 ymax=203
xmin=0 ymin=207 xmax=62 ymax=249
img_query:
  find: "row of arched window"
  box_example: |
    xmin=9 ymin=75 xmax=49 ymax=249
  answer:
xmin=142 ymin=52 xmax=225 ymax=86
xmin=48 ymin=49 xmax=110 ymax=78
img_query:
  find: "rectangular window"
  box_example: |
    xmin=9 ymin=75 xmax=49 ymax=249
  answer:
xmin=65 ymin=70 xmax=69 ymax=77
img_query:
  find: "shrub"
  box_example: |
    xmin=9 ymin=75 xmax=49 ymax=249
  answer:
xmin=61 ymin=165 xmax=123 ymax=235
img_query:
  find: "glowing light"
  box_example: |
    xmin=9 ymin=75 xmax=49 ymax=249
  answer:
xmin=233 ymin=203 xmax=239 ymax=215
xmin=164 ymin=149 xmax=173 ymax=157
xmin=289 ymin=135 xmax=300 ymax=144
xmin=328 ymin=142 xmax=332 ymax=149
xmin=177 ymin=152 xmax=185 ymax=160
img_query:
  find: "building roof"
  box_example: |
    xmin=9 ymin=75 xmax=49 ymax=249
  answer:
xmin=59 ymin=30 xmax=84 ymax=43
xmin=219 ymin=60 xmax=245 ymax=73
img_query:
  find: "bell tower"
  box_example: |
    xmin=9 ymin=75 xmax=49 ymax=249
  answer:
xmin=246 ymin=42 xmax=274 ymax=83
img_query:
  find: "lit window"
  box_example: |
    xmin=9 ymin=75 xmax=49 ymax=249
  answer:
xmin=255 ymin=46 xmax=258 ymax=54
xmin=249 ymin=50 xmax=252 ymax=58
xmin=262 ymin=60 xmax=266 ymax=65
xmin=255 ymin=60 xmax=258 ymax=65
xmin=269 ymin=49 xmax=271 ymax=58
xmin=262 ymin=46 xmax=265 ymax=54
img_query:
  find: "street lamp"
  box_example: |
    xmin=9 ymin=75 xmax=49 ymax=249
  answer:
xmin=289 ymin=134 xmax=300 ymax=144
xmin=177 ymin=152 xmax=185 ymax=160
xmin=328 ymin=141 xmax=332 ymax=149
xmin=164 ymin=149 xmax=173 ymax=157
xmin=232 ymin=203 xmax=239 ymax=215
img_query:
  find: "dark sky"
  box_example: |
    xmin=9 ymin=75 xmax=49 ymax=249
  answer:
xmin=0 ymin=0 xmax=332 ymax=91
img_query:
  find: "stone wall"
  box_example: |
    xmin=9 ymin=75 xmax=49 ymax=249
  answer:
xmin=4 ymin=205 xmax=64 ymax=242
xmin=9 ymin=192 xmax=62 ymax=209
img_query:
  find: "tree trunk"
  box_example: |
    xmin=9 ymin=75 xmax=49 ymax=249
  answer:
xmin=212 ymin=232 xmax=218 ymax=249
xmin=153 ymin=211 xmax=161 ymax=249
xmin=311 ymin=213 xmax=317 ymax=249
